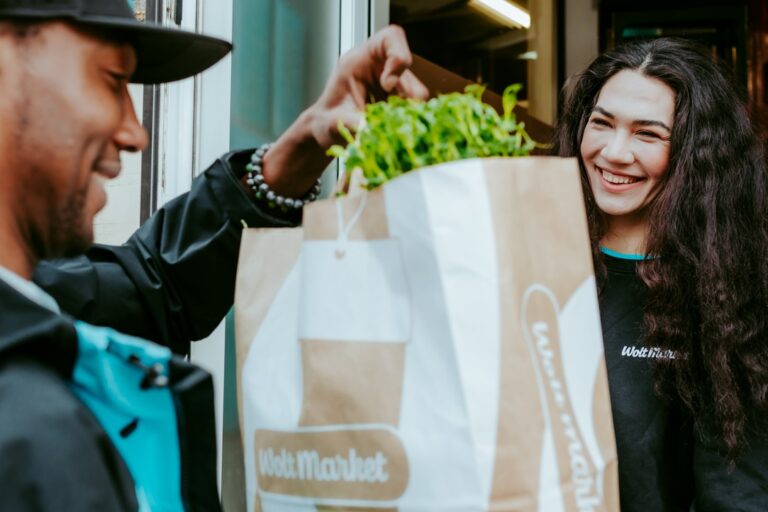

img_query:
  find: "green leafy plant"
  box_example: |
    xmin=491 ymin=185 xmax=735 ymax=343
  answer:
xmin=329 ymin=84 xmax=539 ymax=190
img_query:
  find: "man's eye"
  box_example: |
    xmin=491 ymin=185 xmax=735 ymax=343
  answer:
xmin=106 ymin=72 xmax=128 ymax=90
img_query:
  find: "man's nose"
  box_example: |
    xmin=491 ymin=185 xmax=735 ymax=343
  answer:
xmin=113 ymin=86 xmax=149 ymax=153
xmin=600 ymin=132 xmax=634 ymax=165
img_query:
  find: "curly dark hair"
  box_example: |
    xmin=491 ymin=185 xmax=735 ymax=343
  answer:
xmin=552 ymin=37 xmax=768 ymax=459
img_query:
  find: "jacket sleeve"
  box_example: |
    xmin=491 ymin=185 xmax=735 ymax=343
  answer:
xmin=32 ymin=150 xmax=299 ymax=355
xmin=693 ymin=418 xmax=768 ymax=511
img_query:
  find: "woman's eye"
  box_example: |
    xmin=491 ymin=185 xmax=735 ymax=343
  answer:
xmin=637 ymin=130 xmax=661 ymax=139
xmin=590 ymin=118 xmax=611 ymax=127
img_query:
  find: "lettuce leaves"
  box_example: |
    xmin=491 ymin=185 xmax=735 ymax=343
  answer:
xmin=329 ymin=84 xmax=538 ymax=190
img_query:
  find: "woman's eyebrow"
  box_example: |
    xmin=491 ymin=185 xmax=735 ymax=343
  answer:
xmin=593 ymin=106 xmax=671 ymax=132
xmin=636 ymin=119 xmax=672 ymax=132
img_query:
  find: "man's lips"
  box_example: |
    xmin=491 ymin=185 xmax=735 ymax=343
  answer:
xmin=94 ymin=160 xmax=122 ymax=179
xmin=595 ymin=165 xmax=644 ymax=185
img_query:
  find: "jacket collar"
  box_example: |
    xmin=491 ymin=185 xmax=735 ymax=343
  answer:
xmin=0 ymin=276 xmax=78 ymax=378
xmin=0 ymin=266 xmax=60 ymax=314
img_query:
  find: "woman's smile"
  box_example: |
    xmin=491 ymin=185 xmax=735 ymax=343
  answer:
xmin=596 ymin=165 xmax=646 ymax=187
xmin=580 ymin=69 xmax=674 ymax=226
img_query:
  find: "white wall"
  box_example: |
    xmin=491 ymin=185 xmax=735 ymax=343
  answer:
xmin=93 ymin=85 xmax=144 ymax=245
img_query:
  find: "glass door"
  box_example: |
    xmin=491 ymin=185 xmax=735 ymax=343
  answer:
xmin=223 ymin=1 xmax=367 ymax=508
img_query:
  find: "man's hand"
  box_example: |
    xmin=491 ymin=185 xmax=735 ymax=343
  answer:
xmin=261 ymin=25 xmax=428 ymax=198
xmin=308 ymin=24 xmax=429 ymax=149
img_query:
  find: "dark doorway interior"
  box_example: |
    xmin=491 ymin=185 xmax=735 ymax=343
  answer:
xmin=391 ymin=0 xmax=546 ymax=108
xmin=599 ymin=0 xmax=768 ymax=130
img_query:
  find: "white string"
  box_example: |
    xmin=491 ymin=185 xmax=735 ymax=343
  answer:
xmin=335 ymin=194 xmax=368 ymax=256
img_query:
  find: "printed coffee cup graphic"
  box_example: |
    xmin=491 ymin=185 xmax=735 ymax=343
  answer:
xmin=521 ymin=285 xmax=603 ymax=512
xmin=256 ymin=194 xmax=411 ymax=508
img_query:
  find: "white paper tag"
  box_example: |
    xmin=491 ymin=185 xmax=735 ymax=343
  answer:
xmin=298 ymin=239 xmax=412 ymax=343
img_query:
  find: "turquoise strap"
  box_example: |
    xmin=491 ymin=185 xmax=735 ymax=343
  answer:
xmin=71 ymin=322 xmax=182 ymax=512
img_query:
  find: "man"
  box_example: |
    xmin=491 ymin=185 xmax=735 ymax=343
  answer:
xmin=0 ymin=0 xmax=427 ymax=509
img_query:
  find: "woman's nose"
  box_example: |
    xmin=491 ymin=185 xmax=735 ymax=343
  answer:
xmin=600 ymin=132 xmax=634 ymax=165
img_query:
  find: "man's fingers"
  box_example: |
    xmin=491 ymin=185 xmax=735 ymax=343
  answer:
xmin=335 ymin=108 xmax=363 ymax=134
xmin=373 ymin=25 xmax=414 ymax=92
xmin=375 ymin=27 xmax=428 ymax=100
xmin=317 ymin=106 xmax=362 ymax=149
xmin=317 ymin=24 xmax=426 ymax=150
xmin=379 ymin=52 xmax=412 ymax=92
xmin=393 ymin=69 xmax=429 ymax=100
xmin=372 ymin=25 xmax=411 ymax=64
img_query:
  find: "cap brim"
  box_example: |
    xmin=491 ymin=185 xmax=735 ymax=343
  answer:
xmin=75 ymin=16 xmax=232 ymax=84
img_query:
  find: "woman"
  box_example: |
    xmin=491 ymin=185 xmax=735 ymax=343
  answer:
xmin=553 ymin=38 xmax=768 ymax=511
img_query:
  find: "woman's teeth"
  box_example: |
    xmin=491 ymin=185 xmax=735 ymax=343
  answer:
xmin=601 ymin=168 xmax=639 ymax=185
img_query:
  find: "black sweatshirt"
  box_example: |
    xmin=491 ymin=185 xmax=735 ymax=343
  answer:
xmin=600 ymin=253 xmax=768 ymax=511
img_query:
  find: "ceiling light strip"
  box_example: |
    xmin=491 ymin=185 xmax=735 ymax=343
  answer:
xmin=469 ymin=0 xmax=531 ymax=30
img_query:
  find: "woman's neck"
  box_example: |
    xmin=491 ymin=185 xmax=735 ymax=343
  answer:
xmin=601 ymin=214 xmax=649 ymax=255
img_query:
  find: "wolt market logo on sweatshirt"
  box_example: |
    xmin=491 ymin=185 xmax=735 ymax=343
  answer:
xmin=621 ymin=345 xmax=678 ymax=360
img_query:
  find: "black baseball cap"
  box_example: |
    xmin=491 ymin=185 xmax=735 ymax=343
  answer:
xmin=0 ymin=0 xmax=232 ymax=84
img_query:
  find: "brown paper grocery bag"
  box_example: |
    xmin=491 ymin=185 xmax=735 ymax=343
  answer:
xmin=235 ymin=157 xmax=620 ymax=512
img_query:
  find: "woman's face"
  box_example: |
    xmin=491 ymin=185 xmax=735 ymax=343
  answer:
xmin=580 ymin=69 xmax=675 ymax=224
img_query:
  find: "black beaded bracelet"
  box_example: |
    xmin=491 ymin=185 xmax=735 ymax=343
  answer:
xmin=245 ymin=143 xmax=322 ymax=212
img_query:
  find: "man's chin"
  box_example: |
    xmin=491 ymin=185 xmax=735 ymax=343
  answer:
xmin=49 ymin=228 xmax=94 ymax=260
xmin=44 ymin=193 xmax=94 ymax=259
xmin=59 ymin=239 xmax=93 ymax=258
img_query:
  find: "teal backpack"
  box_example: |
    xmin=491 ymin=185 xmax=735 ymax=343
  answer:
xmin=70 ymin=321 xmax=220 ymax=511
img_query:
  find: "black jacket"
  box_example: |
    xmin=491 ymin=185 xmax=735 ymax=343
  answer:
xmin=0 ymin=150 xmax=293 ymax=511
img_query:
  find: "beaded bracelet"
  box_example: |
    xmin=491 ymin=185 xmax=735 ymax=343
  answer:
xmin=245 ymin=143 xmax=322 ymax=212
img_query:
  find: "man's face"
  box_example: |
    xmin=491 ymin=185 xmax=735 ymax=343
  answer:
xmin=0 ymin=21 xmax=148 ymax=260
